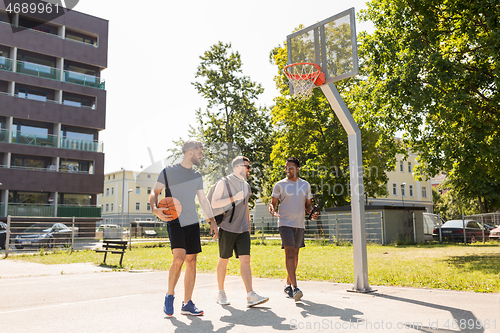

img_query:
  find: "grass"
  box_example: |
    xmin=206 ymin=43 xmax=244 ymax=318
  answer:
xmin=5 ymin=240 xmax=500 ymax=293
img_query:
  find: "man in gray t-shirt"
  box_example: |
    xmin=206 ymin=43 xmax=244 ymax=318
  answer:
xmin=269 ymin=156 xmax=318 ymax=302
xmin=211 ymin=156 xmax=268 ymax=308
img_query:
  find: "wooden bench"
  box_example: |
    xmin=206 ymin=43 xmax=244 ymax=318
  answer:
xmin=95 ymin=240 xmax=128 ymax=266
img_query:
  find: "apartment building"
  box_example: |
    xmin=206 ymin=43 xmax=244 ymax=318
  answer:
xmin=0 ymin=5 xmax=108 ymax=225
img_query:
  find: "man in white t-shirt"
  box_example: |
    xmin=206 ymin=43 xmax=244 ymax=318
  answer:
xmin=269 ymin=156 xmax=318 ymax=301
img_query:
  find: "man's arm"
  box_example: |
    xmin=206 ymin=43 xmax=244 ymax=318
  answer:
xmin=211 ymin=180 xmax=244 ymax=209
xmin=196 ymin=189 xmax=218 ymax=238
xmin=247 ymin=203 xmax=251 ymax=232
xmin=305 ymin=198 xmax=319 ymax=220
xmin=268 ymin=197 xmax=280 ymax=217
xmin=150 ymin=181 xmax=174 ymax=222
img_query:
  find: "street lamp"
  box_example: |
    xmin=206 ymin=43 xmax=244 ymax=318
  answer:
xmin=127 ymin=189 xmax=133 ymax=247
xmin=401 ymin=183 xmax=406 ymax=207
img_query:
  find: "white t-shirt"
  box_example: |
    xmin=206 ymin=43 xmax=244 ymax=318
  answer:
xmin=271 ymin=178 xmax=312 ymax=229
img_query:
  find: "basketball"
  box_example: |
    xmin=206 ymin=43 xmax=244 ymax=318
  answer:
xmin=158 ymin=197 xmax=182 ymax=220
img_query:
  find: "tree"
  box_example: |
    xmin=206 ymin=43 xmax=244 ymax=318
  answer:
xmin=188 ymin=42 xmax=273 ymax=201
xmin=267 ymin=43 xmax=392 ymax=209
xmin=357 ymin=0 xmax=500 ymax=212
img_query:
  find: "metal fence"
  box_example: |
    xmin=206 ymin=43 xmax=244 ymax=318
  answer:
xmin=465 ymin=212 xmax=500 ymax=227
xmin=251 ymin=211 xmax=385 ymax=244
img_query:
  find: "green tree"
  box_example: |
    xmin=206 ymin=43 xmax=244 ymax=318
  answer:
xmin=267 ymin=43 xmax=392 ymax=208
xmin=357 ymin=0 xmax=500 ymax=212
xmin=188 ymin=42 xmax=273 ymax=201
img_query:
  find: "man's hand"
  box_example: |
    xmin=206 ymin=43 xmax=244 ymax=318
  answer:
xmin=209 ymin=219 xmax=218 ymax=238
xmin=268 ymin=203 xmax=280 ymax=217
xmin=233 ymin=191 xmax=245 ymax=201
xmin=310 ymin=211 xmax=319 ymax=220
xmin=152 ymin=207 xmax=175 ymax=222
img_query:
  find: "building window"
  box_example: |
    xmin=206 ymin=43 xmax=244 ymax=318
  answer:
xmin=401 ymin=184 xmax=406 ymax=197
xmin=400 ymin=161 xmax=404 ymax=172
xmin=111 ymin=187 xmax=114 ymax=195
xmin=408 ymin=162 xmax=412 ymax=173
xmin=110 ymin=203 xmax=114 ymax=211
xmin=147 ymin=187 xmax=151 ymax=195
xmin=409 ymin=185 xmax=414 ymax=197
xmin=135 ymin=202 xmax=140 ymax=211
xmin=136 ymin=186 xmax=140 ymax=194
xmin=113 ymin=174 xmax=115 ymax=179
xmin=105 ymin=204 xmax=109 ymax=212
xmin=106 ymin=188 xmax=109 ymax=196
xmin=392 ymin=183 xmax=397 ymax=196
xmin=147 ymin=203 xmax=151 ymax=211
xmin=108 ymin=175 xmax=110 ymax=180
xmin=422 ymin=187 xmax=427 ymax=198
xmin=147 ymin=174 xmax=151 ymax=179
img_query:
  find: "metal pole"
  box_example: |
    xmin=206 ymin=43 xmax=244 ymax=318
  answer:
xmin=481 ymin=216 xmax=485 ymax=243
xmin=121 ymin=168 xmax=125 ymax=229
xmin=438 ymin=213 xmax=442 ymax=243
xmin=4 ymin=215 xmax=10 ymax=258
xmin=71 ymin=216 xmax=75 ymax=250
xmin=321 ymin=83 xmax=371 ymax=292
xmin=261 ymin=217 xmax=264 ymax=242
xmin=412 ymin=212 xmax=416 ymax=244
xmin=380 ymin=211 xmax=385 ymax=245
xmin=462 ymin=214 xmax=466 ymax=243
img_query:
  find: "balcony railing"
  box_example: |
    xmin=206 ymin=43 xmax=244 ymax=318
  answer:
xmin=12 ymin=131 xmax=58 ymax=147
xmin=0 ymin=128 xmax=8 ymax=143
xmin=0 ymin=56 xmax=105 ymax=90
xmin=60 ymin=137 xmax=103 ymax=152
xmin=0 ymin=89 xmax=96 ymax=110
xmin=7 ymin=131 xmax=103 ymax=152
xmin=1 ymin=203 xmax=101 ymax=218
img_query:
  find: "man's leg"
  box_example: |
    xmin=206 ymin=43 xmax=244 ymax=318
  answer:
xmin=284 ymin=246 xmax=299 ymax=287
xmin=183 ymin=253 xmax=197 ymax=303
xmin=238 ymin=255 xmax=253 ymax=293
xmin=217 ymin=257 xmax=230 ymax=291
xmin=168 ymin=248 xmax=186 ymax=295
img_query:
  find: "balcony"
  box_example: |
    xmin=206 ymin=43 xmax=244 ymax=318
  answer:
xmin=0 ymin=57 xmax=105 ymax=90
xmin=0 ymin=128 xmax=8 ymax=143
xmin=1 ymin=203 xmax=101 ymax=218
xmin=6 ymin=131 xmax=103 ymax=153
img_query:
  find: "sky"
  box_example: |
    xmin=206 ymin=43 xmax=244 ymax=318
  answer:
xmin=72 ymin=0 xmax=373 ymax=174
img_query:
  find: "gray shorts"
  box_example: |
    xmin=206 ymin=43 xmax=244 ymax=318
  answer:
xmin=279 ymin=226 xmax=305 ymax=249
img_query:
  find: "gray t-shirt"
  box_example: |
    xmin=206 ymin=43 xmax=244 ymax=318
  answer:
xmin=157 ymin=164 xmax=203 ymax=227
xmin=218 ymin=174 xmax=251 ymax=233
xmin=271 ymin=178 xmax=312 ymax=229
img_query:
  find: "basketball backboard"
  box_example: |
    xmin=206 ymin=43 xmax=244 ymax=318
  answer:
xmin=286 ymin=7 xmax=358 ymax=89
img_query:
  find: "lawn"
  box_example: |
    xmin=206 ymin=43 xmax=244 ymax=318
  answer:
xmin=6 ymin=240 xmax=500 ymax=293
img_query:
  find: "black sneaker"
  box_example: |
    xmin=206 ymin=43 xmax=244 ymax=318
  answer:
xmin=284 ymin=285 xmax=293 ymax=298
xmin=293 ymin=287 xmax=303 ymax=302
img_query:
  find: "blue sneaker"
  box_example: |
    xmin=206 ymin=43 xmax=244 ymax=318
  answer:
xmin=164 ymin=294 xmax=174 ymax=316
xmin=181 ymin=300 xmax=204 ymax=316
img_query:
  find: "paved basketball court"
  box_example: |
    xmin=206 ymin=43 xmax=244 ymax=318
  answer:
xmin=0 ymin=259 xmax=498 ymax=332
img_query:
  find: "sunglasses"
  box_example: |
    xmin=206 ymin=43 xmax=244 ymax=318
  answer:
xmin=239 ymin=164 xmax=251 ymax=170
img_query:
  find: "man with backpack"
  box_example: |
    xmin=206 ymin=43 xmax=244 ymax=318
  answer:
xmin=210 ymin=156 xmax=269 ymax=307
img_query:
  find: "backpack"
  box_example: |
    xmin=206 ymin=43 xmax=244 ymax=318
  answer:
xmin=207 ymin=177 xmax=235 ymax=225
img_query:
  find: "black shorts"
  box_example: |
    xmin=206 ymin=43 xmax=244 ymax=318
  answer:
xmin=167 ymin=222 xmax=201 ymax=255
xmin=279 ymin=226 xmax=305 ymax=249
xmin=218 ymin=229 xmax=251 ymax=259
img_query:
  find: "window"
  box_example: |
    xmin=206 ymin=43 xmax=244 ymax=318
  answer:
xmin=17 ymin=88 xmax=47 ymax=102
xmin=113 ymin=175 xmax=115 ymax=179
xmin=147 ymin=203 xmax=151 ymax=211
xmin=105 ymin=204 xmax=109 ymax=212
xmin=408 ymin=162 xmax=412 ymax=173
xmin=106 ymin=188 xmax=109 ymax=196
xmin=108 ymin=175 xmax=110 ymax=180
xmin=110 ymin=203 xmax=114 ymax=211
xmin=409 ymin=185 xmax=414 ymax=197
xmin=400 ymin=161 xmax=404 ymax=172
xmin=111 ymin=187 xmax=114 ymax=195
xmin=422 ymin=187 xmax=427 ymax=198
xmin=392 ymin=183 xmax=397 ymax=196
xmin=136 ymin=186 xmax=140 ymax=194
xmin=135 ymin=202 xmax=140 ymax=211
xmin=401 ymin=184 xmax=406 ymax=197
xmin=147 ymin=174 xmax=151 ymax=179
xmin=147 ymin=187 xmax=152 ymax=195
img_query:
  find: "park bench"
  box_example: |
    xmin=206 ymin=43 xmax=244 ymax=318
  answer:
xmin=95 ymin=240 xmax=127 ymax=266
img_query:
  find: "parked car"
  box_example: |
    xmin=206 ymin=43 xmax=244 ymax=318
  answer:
xmin=433 ymin=220 xmax=490 ymax=243
xmin=489 ymin=226 xmax=500 ymax=241
xmin=423 ymin=213 xmax=444 ymax=241
xmin=15 ymin=223 xmax=72 ymax=249
xmin=0 ymin=222 xmax=10 ymax=249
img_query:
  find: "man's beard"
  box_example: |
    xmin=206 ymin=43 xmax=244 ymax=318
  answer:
xmin=191 ymin=155 xmax=201 ymax=166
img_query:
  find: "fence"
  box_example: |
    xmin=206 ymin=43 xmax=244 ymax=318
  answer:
xmin=465 ymin=212 xmax=500 ymax=227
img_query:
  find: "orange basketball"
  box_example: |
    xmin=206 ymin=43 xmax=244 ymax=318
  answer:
xmin=158 ymin=197 xmax=182 ymax=220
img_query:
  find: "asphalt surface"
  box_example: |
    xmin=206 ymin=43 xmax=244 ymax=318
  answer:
xmin=0 ymin=259 xmax=499 ymax=333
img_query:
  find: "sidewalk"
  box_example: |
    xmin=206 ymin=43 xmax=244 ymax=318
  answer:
xmin=0 ymin=259 xmax=498 ymax=332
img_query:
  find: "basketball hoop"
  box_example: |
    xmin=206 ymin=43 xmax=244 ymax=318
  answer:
xmin=283 ymin=62 xmax=326 ymax=100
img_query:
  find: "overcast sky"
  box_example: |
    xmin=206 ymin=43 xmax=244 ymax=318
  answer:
xmin=72 ymin=0 xmax=373 ymax=174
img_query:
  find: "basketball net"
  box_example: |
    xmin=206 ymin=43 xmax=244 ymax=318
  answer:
xmin=283 ymin=63 xmax=325 ymax=100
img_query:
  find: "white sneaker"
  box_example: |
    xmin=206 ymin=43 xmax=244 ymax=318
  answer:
xmin=247 ymin=291 xmax=269 ymax=307
xmin=217 ymin=290 xmax=230 ymax=305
